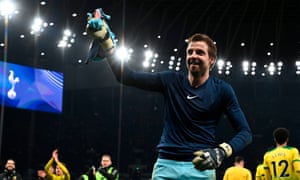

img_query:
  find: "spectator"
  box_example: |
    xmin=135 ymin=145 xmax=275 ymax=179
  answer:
xmin=45 ymin=149 xmax=70 ymax=180
xmin=0 ymin=159 xmax=22 ymax=180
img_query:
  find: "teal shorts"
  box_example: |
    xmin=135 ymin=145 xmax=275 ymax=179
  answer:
xmin=152 ymin=158 xmax=216 ymax=180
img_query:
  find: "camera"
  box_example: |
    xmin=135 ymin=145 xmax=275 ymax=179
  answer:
xmin=87 ymin=166 xmax=96 ymax=175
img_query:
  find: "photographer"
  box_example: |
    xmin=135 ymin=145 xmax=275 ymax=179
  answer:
xmin=0 ymin=159 xmax=22 ymax=180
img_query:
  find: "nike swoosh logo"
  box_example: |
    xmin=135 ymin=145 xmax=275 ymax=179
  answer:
xmin=187 ymin=95 xmax=197 ymax=100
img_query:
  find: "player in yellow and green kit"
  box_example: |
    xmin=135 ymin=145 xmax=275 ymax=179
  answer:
xmin=223 ymin=156 xmax=252 ymax=180
xmin=263 ymin=127 xmax=300 ymax=180
xmin=45 ymin=149 xmax=71 ymax=180
xmin=255 ymin=163 xmax=267 ymax=180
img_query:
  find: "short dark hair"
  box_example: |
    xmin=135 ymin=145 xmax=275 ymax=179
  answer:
xmin=187 ymin=33 xmax=217 ymax=60
xmin=234 ymin=156 xmax=244 ymax=163
xmin=273 ymin=127 xmax=289 ymax=145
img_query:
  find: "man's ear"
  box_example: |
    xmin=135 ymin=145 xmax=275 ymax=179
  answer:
xmin=209 ymin=57 xmax=216 ymax=70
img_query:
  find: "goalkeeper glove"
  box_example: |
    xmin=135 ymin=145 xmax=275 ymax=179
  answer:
xmin=192 ymin=142 xmax=232 ymax=171
xmin=85 ymin=8 xmax=116 ymax=63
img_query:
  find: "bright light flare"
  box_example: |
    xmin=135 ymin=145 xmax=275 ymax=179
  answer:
xmin=217 ymin=59 xmax=225 ymax=68
xmin=0 ymin=0 xmax=16 ymax=16
xmin=31 ymin=17 xmax=44 ymax=34
xmin=64 ymin=29 xmax=72 ymax=36
xmin=143 ymin=61 xmax=150 ymax=68
xmin=266 ymin=62 xmax=276 ymax=76
xmin=57 ymin=29 xmax=75 ymax=48
xmin=116 ymin=46 xmax=131 ymax=62
xmin=216 ymin=59 xmax=232 ymax=75
xmin=144 ymin=50 xmax=153 ymax=60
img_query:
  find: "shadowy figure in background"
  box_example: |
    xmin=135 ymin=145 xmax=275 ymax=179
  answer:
xmin=37 ymin=169 xmax=48 ymax=180
xmin=0 ymin=159 xmax=22 ymax=180
xmin=77 ymin=166 xmax=96 ymax=180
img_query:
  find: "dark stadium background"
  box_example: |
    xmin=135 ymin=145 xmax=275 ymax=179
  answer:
xmin=1 ymin=0 xmax=300 ymax=179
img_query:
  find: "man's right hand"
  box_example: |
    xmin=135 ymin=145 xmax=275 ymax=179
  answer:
xmin=52 ymin=149 xmax=59 ymax=162
xmin=192 ymin=143 xmax=232 ymax=171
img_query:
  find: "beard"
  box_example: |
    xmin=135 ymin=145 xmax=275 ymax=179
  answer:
xmin=188 ymin=59 xmax=202 ymax=66
xmin=187 ymin=59 xmax=206 ymax=76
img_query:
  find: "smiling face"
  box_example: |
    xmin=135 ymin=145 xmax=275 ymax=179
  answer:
xmin=5 ymin=159 xmax=15 ymax=171
xmin=186 ymin=41 xmax=215 ymax=77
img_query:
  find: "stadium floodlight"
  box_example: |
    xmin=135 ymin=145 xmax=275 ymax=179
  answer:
xmin=31 ymin=17 xmax=44 ymax=34
xmin=267 ymin=62 xmax=276 ymax=76
xmin=0 ymin=0 xmax=16 ymax=16
xmin=116 ymin=46 xmax=131 ymax=62
xmin=57 ymin=29 xmax=75 ymax=48
xmin=144 ymin=49 xmax=153 ymax=60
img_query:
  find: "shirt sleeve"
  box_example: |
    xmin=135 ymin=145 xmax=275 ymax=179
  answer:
xmin=247 ymin=169 xmax=252 ymax=180
xmin=107 ymin=57 xmax=165 ymax=92
xmin=223 ymin=83 xmax=252 ymax=153
xmin=44 ymin=158 xmax=56 ymax=179
xmin=56 ymin=161 xmax=71 ymax=180
xmin=293 ymin=149 xmax=300 ymax=179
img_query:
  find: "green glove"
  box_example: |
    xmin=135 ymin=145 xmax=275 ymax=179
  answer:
xmin=86 ymin=8 xmax=115 ymax=51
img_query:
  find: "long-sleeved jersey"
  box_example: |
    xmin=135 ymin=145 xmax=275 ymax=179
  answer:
xmin=45 ymin=158 xmax=71 ymax=180
xmin=108 ymin=60 xmax=252 ymax=160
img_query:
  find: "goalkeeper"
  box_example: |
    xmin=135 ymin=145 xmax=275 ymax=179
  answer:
xmin=85 ymin=8 xmax=252 ymax=179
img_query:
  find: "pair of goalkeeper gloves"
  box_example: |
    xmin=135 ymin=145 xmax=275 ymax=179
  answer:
xmin=192 ymin=142 xmax=233 ymax=171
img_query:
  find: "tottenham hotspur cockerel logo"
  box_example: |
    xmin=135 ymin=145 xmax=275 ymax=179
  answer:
xmin=7 ymin=70 xmax=20 ymax=99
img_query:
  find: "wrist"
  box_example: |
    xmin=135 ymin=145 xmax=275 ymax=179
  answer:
xmin=219 ymin=142 xmax=232 ymax=157
xmin=105 ymin=48 xmax=115 ymax=56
